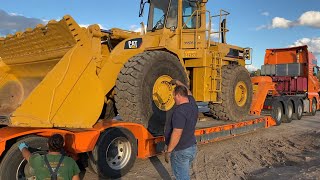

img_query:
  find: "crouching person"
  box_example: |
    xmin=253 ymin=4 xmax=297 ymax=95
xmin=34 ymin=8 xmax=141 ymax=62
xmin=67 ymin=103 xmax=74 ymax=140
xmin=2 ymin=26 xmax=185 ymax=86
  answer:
xmin=19 ymin=134 xmax=80 ymax=180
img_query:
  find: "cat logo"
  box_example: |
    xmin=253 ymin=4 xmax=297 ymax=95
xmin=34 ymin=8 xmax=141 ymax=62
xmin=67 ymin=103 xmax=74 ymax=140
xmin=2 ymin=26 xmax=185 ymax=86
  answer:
xmin=124 ymin=38 xmax=142 ymax=49
xmin=128 ymin=41 xmax=138 ymax=49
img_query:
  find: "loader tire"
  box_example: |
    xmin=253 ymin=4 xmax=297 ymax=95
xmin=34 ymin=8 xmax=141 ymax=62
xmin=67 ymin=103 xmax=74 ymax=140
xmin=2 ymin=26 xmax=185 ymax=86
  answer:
xmin=115 ymin=51 xmax=188 ymax=135
xmin=0 ymin=136 xmax=48 ymax=180
xmin=100 ymin=98 xmax=116 ymax=120
xmin=88 ymin=128 xmax=137 ymax=179
xmin=209 ymin=65 xmax=253 ymax=121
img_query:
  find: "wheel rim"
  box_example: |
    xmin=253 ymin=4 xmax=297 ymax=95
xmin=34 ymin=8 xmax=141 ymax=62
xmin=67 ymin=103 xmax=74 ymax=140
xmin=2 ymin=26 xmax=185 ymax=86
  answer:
xmin=16 ymin=159 xmax=26 ymax=180
xmin=234 ymin=81 xmax=248 ymax=107
xmin=106 ymin=137 xmax=131 ymax=170
xmin=152 ymin=75 xmax=175 ymax=111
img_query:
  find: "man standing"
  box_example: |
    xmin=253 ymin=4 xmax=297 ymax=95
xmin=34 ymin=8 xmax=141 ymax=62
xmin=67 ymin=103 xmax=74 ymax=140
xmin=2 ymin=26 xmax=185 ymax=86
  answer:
xmin=19 ymin=134 xmax=80 ymax=180
xmin=164 ymin=79 xmax=198 ymax=180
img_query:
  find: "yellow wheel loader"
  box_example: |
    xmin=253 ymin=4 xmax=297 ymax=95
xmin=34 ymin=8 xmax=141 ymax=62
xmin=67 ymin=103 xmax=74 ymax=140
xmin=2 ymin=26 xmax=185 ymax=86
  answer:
xmin=0 ymin=0 xmax=252 ymax=135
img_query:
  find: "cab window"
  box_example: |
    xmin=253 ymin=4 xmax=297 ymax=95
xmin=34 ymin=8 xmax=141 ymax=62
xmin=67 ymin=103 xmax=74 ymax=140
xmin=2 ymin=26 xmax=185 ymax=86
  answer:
xmin=166 ymin=0 xmax=178 ymax=29
xmin=182 ymin=0 xmax=200 ymax=29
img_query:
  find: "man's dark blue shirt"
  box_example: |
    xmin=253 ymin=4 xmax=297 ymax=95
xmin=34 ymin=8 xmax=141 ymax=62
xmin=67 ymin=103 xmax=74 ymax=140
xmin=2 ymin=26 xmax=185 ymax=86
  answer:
xmin=165 ymin=95 xmax=198 ymax=151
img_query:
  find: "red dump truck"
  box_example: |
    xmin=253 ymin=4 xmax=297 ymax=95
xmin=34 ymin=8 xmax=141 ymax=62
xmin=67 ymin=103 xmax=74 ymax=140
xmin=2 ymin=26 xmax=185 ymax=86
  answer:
xmin=252 ymin=45 xmax=320 ymax=124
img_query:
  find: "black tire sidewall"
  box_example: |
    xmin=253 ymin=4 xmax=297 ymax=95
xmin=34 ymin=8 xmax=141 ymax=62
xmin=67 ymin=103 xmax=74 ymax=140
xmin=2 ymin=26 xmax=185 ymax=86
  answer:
xmin=142 ymin=57 xmax=187 ymax=133
xmin=227 ymin=66 xmax=253 ymax=120
xmin=115 ymin=51 xmax=188 ymax=135
xmin=95 ymin=128 xmax=137 ymax=179
xmin=0 ymin=136 xmax=48 ymax=180
xmin=283 ymin=101 xmax=293 ymax=123
xmin=296 ymin=100 xmax=303 ymax=120
xmin=311 ymin=99 xmax=317 ymax=116
xmin=271 ymin=101 xmax=282 ymax=126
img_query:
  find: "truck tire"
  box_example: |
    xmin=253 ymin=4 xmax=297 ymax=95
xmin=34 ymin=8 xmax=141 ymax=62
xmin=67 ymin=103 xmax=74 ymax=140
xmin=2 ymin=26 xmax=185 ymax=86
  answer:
xmin=115 ymin=51 xmax=188 ymax=135
xmin=88 ymin=128 xmax=137 ymax=179
xmin=271 ymin=101 xmax=283 ymax=126
xmin=282 ymin=101 xmax=293 ymax=123
xmin=0 ymin=136 xmax=48 ymax=180
xmin=311 ymin=98 xmax=317 ymax=116
xmin=293 ymin=99 xmax=303 ymax=120
xmin=210 ymin=65 xmax=253 ymax=121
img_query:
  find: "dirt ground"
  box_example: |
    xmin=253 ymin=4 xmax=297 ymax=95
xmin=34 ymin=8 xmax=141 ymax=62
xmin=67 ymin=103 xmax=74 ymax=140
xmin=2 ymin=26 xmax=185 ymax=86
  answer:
xmin=83 ymin=113 xmax=320 ymax=180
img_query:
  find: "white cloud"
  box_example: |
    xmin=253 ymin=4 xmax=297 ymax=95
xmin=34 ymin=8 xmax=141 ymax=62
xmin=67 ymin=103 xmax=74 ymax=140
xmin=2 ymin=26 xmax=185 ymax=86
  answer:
xmin=129 ymin=24 xmax=141 ymax=32
xmin=298 ymin=11 xmax=320 ymax=28
xmin=261 ymin=12 xmax=270 ymax=16
xmin=8 ymin=12 xmax=23 ymax=16
xmin=79 ymin=24 xmax=89 ymax=28
xmin=271 ymin=17 xmax=292 ymax=29
xmin=255 ymin=25 xmax=268 ymax=31
xmin=290 ymin=37 xmax=320 ymax=54
xmin=129 ymin=24 xmax=147 ymax=34
xmin=79 ymin=24 xmax=106 ymax=29
xmin=246 ymin=65 xmax=258 ymax=72
xmin=257 ymin=11 xmax=320 ymax=30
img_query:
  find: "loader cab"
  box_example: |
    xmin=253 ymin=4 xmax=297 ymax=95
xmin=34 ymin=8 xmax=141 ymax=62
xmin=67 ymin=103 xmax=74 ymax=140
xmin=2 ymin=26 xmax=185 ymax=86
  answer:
xmin=140 ymin=0 xmax=212 ymax=49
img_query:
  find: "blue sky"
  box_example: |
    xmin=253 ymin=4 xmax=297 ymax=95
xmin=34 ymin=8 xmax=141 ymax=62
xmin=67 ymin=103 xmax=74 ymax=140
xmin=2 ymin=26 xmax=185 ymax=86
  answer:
xmin=0 ymin=0 xmax=319 ymax=70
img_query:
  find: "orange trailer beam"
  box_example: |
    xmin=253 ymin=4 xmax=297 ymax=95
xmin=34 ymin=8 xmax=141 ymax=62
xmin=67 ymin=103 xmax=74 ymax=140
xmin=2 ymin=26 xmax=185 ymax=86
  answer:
xmin=0 ymin=116 xmax=276 ymax=160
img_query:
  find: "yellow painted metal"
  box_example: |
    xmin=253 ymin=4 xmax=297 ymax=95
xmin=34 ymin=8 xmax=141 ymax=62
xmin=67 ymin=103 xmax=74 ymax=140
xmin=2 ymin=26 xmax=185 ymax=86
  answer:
xmin=0 ymin=0 xmax=251 ymax=128
xmin=0 ymin=15 xmax=105 ymax=128
xmin=152 ymin=75 xmax=174 ymax=111
xmin=234 ymin=81 xmax=248 ymax=107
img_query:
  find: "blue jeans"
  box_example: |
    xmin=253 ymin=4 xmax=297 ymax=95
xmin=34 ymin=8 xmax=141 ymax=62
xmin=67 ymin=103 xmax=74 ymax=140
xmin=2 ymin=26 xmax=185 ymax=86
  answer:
xmin=170 ymin=144 xmax=197 ymax=180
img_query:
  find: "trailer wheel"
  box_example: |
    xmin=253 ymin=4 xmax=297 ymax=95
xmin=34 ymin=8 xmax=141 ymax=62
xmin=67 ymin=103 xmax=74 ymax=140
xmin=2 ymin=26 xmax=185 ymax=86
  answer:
xmin=115 ymin=51 xmax=188 ymax=135
xmin=89 ymin=128 xmax=137 ymax=179
xmin=0 ymin=136 xmax=48 ymax=180
xmin=311 ymin=98 xmax=317 ymax=116
xmin=282 ymin=101 xmax=293 ymax=123
xmin=293 ymin=100 xmax=303 ymax=120
xmin=271 ymin=101 xmax=282 ymax=126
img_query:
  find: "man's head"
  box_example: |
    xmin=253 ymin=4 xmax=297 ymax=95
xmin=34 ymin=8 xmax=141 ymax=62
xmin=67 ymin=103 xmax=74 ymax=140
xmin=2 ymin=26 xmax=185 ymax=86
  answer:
xmin=48 ymin=134 xmax=64 ymax=152
xmin=173 ymin=85 xmax=189 ymax=105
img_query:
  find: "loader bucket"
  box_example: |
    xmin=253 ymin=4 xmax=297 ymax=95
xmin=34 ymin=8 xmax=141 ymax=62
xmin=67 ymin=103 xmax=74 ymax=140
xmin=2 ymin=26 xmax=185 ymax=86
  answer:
xmin=0 ymin=15 xmax=105 ymax=128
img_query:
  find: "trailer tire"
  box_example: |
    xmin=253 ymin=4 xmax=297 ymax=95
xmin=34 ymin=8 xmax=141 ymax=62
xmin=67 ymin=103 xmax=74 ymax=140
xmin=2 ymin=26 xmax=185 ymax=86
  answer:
xmin=115 ymin=51 xmax=188 ymax=135
xmin=89 ymin=128 xmax=137 ymax=179
xmin=282 ymin=101 xmax=293 ymax=123
xmin=210 ymin=65 xmax=253 ymax=121
xmin=311 ymin=98 xmax=317 ymax=116
xmin=293 ymin=100 xmax=303 ymax=120
xmin=271 ymin=101 xmax=283 ymax=126
xmin=0 ymin=136 xmax=48 ymax=180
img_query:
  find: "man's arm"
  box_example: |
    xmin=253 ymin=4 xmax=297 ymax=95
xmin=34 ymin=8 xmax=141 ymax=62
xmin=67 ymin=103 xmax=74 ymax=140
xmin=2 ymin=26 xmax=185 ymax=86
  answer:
xmin=165 ymin=128 xmax=183 ymax=163
xmin=171 ymin=79 xmax=192 ymax=95
xmin=19 ymin=143 xmax=32 ymax=161
xmin=72 ymin=175 xmax=80 ymax=180
xmin=167 ymin=128 xmax=183 ymax=152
